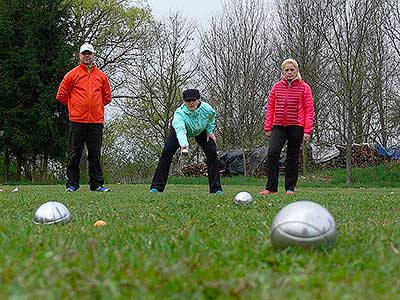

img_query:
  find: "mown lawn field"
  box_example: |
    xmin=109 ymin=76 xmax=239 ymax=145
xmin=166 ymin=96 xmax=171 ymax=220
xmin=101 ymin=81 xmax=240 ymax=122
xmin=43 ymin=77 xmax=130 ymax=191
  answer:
xmin=0 ymin=179 xmax=399 ymax=299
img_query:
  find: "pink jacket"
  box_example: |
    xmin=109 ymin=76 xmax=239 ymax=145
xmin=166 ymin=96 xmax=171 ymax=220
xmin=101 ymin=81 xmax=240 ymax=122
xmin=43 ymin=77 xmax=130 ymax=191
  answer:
xmin=264 ymin=79 xmax=314 ymax=134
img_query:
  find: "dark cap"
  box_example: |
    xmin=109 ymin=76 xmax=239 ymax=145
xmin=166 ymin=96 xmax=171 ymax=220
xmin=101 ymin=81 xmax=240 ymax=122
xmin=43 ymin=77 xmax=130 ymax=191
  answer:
xmin=183 ymin=89 xmax=200 ymax=101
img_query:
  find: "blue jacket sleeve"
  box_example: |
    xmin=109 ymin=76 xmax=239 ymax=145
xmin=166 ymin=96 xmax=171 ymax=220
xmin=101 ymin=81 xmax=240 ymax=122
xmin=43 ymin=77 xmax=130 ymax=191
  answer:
xmin=205 ymin=105 xmax=216 ymax=134
xmin=172 ymin=110 xmax=189 ymax=147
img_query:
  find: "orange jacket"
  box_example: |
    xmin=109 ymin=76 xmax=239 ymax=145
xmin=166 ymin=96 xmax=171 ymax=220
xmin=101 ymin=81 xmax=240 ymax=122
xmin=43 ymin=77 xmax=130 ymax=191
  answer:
xmin=56 ymin=63 xmax=112 ymax=123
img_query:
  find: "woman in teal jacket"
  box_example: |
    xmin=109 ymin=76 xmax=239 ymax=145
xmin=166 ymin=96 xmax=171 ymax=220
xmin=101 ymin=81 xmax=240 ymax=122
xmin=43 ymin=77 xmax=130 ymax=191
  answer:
xmin=150 ymin=89 xmax=223 ymax=194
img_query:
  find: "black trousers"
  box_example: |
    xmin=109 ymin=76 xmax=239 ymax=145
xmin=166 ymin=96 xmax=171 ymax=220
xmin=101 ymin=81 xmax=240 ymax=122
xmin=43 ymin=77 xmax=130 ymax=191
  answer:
xmin=151 ymin=128 xmax=222 ymax=193
xmin=66 ymin=121 xmax=104 ymax=190
xmin=265 ymin=125 xmax=304 ymax=192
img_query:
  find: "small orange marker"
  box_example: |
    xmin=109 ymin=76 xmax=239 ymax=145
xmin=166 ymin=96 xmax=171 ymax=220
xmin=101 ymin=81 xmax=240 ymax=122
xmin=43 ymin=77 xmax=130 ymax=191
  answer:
xmin=94 ymin=220 xmax=107 ymax=227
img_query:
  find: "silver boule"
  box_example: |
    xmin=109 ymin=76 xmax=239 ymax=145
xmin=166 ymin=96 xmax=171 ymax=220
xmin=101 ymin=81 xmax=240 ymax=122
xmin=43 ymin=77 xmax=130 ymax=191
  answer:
xmin=271 ymin=200 xmax=337 ymax=249
xmin=34 ymin=201 xmax=71 ymax=225
xmin=234 ymin=191 xmax=253 ymax=205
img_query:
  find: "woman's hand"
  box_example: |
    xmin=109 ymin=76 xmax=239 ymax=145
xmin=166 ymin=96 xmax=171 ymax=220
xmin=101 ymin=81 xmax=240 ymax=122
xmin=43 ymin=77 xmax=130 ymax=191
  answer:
xmin=207 ymin=133 xmax=216 ymax=143
xmin=180 ymin=145 xmax=189 ymax=155
xmin=303 ymin=133 xmax=311 ymax=143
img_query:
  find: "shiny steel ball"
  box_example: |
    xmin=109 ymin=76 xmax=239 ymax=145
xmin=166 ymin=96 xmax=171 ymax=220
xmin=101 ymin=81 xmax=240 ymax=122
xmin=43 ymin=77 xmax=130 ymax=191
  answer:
xmin=33 ymin=201 xmax=71 ymax=225
xmin=271 ymin=200 xmax=337 ymax=249
xmin=234 ymin=191 xmax=253 ymax=205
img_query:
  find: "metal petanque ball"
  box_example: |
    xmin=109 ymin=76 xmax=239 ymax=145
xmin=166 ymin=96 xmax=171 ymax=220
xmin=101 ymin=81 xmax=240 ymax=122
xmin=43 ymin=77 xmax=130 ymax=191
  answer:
xmin=271 ymin=200 xmax=337 ymax=249
xmin=234 ymin=191 xmax=253 ymax=205
xmin=33 ymin=201 xmax=71 ymax=225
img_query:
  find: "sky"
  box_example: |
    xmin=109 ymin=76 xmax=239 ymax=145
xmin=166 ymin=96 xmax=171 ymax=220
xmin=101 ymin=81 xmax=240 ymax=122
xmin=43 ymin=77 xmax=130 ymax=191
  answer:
xmin=146 ymin=0 xmax=225 ymax=29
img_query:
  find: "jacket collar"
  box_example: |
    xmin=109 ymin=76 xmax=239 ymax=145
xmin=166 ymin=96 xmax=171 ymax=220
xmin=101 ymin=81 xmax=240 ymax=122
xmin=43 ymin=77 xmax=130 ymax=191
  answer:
xmin=280 ymin=78 xmax=302 ymax=87
xmin=181 ymin=101 xmax=202 ymax=114
xmin=79 ymin=63 xmax=96 ymax=72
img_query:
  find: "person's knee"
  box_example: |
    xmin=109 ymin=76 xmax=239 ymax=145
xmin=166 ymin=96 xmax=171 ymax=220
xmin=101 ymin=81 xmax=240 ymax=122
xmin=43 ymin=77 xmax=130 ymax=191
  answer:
xmin=205 ymin=147 xmax=218 ymax=159
xmin=161 ymin=148 xmax=175 ymax=158
xmin=286 ymin=151 xmax=300 ymax=161
xmin=287 ymin=156 xmax=299 ymax=162
xmin=209 ymin=147 xmax=218 ymax=156
xmin=268 ymin=151 xmax=280 ymax=160
xmin=68 ymin=161 xmax=80 ymax=168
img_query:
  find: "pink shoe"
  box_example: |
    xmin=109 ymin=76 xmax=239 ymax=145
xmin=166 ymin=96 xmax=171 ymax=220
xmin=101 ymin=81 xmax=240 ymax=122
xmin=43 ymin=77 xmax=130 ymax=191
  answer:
xmin=285 ymin=190 xmax=294 ymax=195
xmin=259 ymin=189 xmax=276 ymax=195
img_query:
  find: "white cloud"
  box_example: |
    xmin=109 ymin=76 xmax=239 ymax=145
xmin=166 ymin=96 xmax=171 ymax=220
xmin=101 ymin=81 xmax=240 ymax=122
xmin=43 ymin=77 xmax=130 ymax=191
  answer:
xmin=147 ymin=0 xmax=224 ymax=28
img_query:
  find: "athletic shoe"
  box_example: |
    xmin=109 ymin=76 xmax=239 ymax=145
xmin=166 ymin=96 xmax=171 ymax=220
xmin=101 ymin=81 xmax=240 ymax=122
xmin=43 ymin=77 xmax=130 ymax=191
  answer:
xmin=95 ymin=186 xmax=110 ymax=192
xmin=215 ymin=190 xmax=224 ymax=195
xmin=66 ymin=185 xmax=77 ymax=193
xmin=149 ymin=188 xmax=159 ymax=193
xmin=259 ymin=189 xmax=276 ymax=195
xmin=286 ymin=190 xmax=295 ymax=195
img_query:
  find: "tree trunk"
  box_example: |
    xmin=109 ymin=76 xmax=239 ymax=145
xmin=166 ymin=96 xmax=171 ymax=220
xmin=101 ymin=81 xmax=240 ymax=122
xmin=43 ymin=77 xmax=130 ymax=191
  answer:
xmin=16 ymin=153 xmax=22 ymax=182
xmin=346 ymin=112 xmax=354 ymax=184
xmin=241 ymin=144 xmax=247 ymax=177
xmin=40 ymin=152 xmax=49 ymax=182
xmin=4 ymin=148 xmax=10 ymax=182
xmin=32 ymin=155 xmax=38 ymax=183
xmin=24 ymin=159 xmax=33 ymax=182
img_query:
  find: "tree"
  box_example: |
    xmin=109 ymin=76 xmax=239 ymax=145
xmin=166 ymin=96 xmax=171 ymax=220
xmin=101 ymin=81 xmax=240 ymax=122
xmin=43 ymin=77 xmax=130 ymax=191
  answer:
xmin=65 ymin=0 xmax=153 ymax=93
xmin=306 ymin=0 xmax=383 ymax=183
xmin=199 ymin=0 xmax=274 ymax=174
xmin=382 ymin=0 xmax=400 ymax=143
xmin=365 ymin=0 xmax=394 ymax=148
xmin=0 ymin=0 xmax=73 ymax=182
xmin=114 ymin=12 xmax=198 ymax=160
xmin=384 ymin=0 xmax=400 ymax=59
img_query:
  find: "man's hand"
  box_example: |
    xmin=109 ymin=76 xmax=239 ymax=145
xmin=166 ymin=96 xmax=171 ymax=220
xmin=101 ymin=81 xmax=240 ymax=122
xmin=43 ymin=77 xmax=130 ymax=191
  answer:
xmin=303 ymin=133 xmax=311 ymax=143
xmin=265 ymin=131 xmax=272 ymax=137
xmin=207 ymin=133 xmax=216 ymax=143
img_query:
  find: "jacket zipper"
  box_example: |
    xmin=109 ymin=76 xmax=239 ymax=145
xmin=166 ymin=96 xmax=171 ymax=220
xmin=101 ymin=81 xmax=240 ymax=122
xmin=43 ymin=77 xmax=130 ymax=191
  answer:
xmin=283 ymin=82 xmax=290 ymax=126
xmin=88 ymin=69 xmax=92 ymax=122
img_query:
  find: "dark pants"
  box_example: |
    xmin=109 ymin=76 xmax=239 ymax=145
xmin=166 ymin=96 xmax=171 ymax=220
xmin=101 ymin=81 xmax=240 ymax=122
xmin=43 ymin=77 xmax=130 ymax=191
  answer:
xmin=66 ymin=121 xmax=104 ymax=190
xmin=151 ymin=128 xmax=222 ymax=193
xmin=265 ymin=125 xmax=304 ymax=192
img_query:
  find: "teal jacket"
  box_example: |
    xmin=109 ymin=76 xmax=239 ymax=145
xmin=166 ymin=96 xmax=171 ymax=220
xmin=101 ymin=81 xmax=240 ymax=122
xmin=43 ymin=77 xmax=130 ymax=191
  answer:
xmin=172 ymin=101 xmax=216 ymax=147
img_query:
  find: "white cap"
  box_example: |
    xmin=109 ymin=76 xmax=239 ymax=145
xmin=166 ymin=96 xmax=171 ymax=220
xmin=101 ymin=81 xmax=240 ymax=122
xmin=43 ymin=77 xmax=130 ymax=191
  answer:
xmin=79 ymin=43 xmax=95 ymax=54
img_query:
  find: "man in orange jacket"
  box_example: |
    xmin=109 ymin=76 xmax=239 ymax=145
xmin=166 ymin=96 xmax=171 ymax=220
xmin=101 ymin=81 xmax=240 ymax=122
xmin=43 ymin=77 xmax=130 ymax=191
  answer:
xmin=57 ymin=43 xmax=112 ymax=192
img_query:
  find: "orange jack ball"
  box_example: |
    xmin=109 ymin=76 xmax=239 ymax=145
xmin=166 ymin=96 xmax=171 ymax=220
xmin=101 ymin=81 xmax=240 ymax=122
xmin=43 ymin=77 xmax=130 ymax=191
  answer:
xmin=94 ymin=220 xmax=107 ymax=227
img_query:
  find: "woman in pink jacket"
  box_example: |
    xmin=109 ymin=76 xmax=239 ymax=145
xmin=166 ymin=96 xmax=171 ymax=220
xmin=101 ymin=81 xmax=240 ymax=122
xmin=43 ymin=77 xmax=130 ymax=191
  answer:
xmin=260 ymin=58 xmax=314 ymax=195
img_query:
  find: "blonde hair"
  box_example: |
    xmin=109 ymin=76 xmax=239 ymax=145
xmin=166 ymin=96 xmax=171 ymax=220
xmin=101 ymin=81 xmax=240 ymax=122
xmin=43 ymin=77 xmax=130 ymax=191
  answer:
xmin=281 ymin=58 xmax=302 ymax=81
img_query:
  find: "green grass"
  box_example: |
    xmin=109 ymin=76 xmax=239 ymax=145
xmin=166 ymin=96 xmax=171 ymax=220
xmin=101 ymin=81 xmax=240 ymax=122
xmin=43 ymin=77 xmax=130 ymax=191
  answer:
xmin=1 ymin=178 xmax=400 ymax=299
xmin=170 ymin=162 xmax=400 ymax=188
xmin=301 ymin=162 xmax=400 ymax=188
